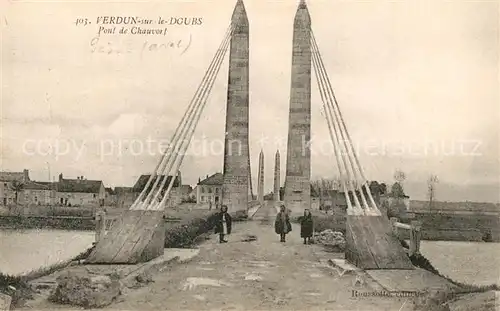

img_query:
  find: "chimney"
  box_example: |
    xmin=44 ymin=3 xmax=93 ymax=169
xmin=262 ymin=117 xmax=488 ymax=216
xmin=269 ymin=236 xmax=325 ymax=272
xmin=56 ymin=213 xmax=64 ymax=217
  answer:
xmin=23 ymin=169 xmax=29 ymax=182
xmin=59 ymin=173 xmax=63 ymax=182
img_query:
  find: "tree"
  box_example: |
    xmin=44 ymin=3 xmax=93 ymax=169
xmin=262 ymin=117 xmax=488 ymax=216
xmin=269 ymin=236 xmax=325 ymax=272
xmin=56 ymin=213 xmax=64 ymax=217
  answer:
xmin=390 ymin=182 xmax=405 ymax=198
xmin=380 ymin=183 xmax=387 ymax=195
xmin=9 ymin=180 xmax=25 ymax=205
xmin=392 ymin=169 xmax=406 ymax=198
xmin=427 ymin=174 xmax=439 ymax=211
xmin=311 ymin=178 xmax=341 ymax=213
xmin=394 ymin=170 xmax=406 ymax=183
xmin=369 ymin=181 xmax=380 ymax=193
xmin=311 ymin=178 xmax=341 ymax=196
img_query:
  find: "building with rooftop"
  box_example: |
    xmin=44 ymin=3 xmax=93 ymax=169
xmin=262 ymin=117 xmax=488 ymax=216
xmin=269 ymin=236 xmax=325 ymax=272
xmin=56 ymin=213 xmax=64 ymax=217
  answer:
xmin=195 ymin=173 xmax=223 ymax=207
xmin=0 ymin=169 xmax=30 ymax=205
xmin=55 ymin=173 xmax=106 ymax=207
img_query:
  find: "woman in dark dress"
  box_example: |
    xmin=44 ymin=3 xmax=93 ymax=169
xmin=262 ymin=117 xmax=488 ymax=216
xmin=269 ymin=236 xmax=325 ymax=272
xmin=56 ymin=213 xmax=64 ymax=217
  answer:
xmin=274 ymin=205 xmax=292 ymax=242
xmin=214 ymin=205 xmax=232 ymax=243
xmin=300 ymin=209 xmax=314 ymax=244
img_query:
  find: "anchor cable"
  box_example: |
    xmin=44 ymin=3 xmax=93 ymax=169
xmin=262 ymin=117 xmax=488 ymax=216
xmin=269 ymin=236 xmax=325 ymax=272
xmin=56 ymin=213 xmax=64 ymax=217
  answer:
xmin=310 ymin=33 xmax=363 ymax=211
xmin=144 ymin=24 xmax=235 ymax=208
xmin=130 ymin=24 xmax=234 ymax=209
xmin=310 ymin=38 xmax=353 ymax=211
xmin=151 ymin=25 xmax=234 ymax=210
xmin=310 ymin=32 xmax=378 ymax=212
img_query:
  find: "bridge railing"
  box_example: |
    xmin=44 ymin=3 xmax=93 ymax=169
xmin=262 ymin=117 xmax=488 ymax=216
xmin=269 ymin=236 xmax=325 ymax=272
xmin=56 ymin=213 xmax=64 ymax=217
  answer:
xmin=390 ymin=217 xmax=422 ymax=256
xmin=247 ymin=200 xmax=261 ymax=219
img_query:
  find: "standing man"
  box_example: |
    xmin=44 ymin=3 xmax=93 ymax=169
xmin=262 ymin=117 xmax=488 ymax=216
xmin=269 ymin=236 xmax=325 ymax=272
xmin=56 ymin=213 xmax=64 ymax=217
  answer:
xmin=275 ymin=205 xmax=292 ymax=242
xmin=214 ymin=205 xmax=232 ymax=243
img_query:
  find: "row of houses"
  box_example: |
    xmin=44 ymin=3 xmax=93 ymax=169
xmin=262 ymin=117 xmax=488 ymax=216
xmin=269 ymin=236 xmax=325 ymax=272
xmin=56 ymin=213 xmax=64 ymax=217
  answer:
xmin=0 ymin=170 xmax=108 ymax=207
xmin=0 ymin=169 xmax=193 ymax=208
xmin=1 ymin=169 xmax=403 ymax=212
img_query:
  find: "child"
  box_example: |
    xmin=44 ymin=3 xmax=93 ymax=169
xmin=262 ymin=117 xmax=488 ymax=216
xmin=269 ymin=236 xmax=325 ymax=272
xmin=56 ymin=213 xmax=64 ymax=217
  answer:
xmin=214 ymin=205 xmax=232 ymax=243
xmin=275 ymin=205 xmax=292 ymax=242
xmin=300 ymin=209 xmax=314 ymax=244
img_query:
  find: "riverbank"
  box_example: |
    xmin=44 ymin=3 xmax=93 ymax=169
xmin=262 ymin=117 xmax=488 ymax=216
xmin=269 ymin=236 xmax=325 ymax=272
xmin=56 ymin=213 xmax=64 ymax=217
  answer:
xmin=0 ymin=246 xmax=93 ymax=308
xmin=0 ymin=206 xmax=218 ymax=231
xmin=0 ymin=215 xmax=95 ymax=231
xmin=305 ymin=210 xmax=500 ymax=243
xmin=400 ymin=211 xmax=500 ymax=242
xmin=0 ymin=209 xmax=219 ymax=309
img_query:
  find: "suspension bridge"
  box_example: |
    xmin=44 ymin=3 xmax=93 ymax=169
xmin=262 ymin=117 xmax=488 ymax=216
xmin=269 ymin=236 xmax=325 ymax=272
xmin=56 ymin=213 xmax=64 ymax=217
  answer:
xmin=87 ymin=0 xmax=413 ymax=270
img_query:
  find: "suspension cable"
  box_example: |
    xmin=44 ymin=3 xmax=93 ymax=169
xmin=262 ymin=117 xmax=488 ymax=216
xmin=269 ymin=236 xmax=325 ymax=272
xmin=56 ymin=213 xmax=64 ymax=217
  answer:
xmin=310 ymin=42 xmax=353 ymax=211
xmin=152 ymin=24 xmax=234 ymax=210
xmin=130 ymin=24 xmax=234 ymax=210
xmin=310 ymin=34 xmax=363 ymax=207
xmin=142 ymin=24 xmax=235 ymax=209
xmin=311 ymin=35 xmax=363 ymax=213
xmin=310 ymin=32 xmax=379 ymax=212
xmin=311 ymin=32 xmax=380 ymax=214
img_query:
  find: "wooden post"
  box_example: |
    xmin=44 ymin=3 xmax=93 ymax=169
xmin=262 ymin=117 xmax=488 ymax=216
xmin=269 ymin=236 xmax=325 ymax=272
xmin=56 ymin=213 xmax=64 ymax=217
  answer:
xmin=412 ymin=220 xmax=422 ymax=255
xmin=390 ymin=217 xmax=398 ymax=237
xmin=409 ymin=226 xmax=416 ymax=256
xmin=95 ymin=210 xmax=106 ymax=243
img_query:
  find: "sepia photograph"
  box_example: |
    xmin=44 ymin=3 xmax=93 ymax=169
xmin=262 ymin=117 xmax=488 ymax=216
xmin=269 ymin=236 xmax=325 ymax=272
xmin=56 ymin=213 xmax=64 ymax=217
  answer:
xmin=1 ymin=0 xmax=499 ymax=310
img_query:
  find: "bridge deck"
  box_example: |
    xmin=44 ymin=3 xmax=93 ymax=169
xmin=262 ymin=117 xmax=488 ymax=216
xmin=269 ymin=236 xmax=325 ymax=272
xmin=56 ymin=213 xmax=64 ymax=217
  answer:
xmin=345 ymin=215 xmax=414 ymax=270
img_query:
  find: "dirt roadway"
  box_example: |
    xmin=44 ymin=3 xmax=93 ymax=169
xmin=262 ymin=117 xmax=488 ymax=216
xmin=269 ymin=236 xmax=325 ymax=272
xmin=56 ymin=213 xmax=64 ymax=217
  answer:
xmin=93 ymin=220 xmax=416 ymax=311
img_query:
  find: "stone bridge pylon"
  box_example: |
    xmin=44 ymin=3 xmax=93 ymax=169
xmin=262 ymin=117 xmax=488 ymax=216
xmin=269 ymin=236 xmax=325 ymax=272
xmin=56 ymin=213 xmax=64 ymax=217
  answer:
xmin=284 ymin=0 xmax=312 ymax=217
xmin=222 ymin=0 xmax=252 ymax=215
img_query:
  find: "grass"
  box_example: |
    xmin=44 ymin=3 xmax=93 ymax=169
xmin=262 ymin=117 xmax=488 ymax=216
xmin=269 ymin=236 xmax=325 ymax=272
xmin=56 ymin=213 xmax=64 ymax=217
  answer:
xmin=164 ymin=211 xmax=219 ymax=248
xmin=414 ymin=283 xmax=499 ymax=311
xmin=163 ymin=209 xmax=247 ymax=248
xmin=0 ymin=245 xmax=95 ymax=309
xmin=0 ymin=216 xmax=96 ymax=231
xmin=1 ymin=205 xmax=96 ymax=218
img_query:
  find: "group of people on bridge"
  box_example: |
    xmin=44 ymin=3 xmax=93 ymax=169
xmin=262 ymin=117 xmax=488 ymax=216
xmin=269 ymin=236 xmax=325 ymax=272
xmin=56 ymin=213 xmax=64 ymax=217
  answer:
xmin=214 ymin=205 xmax=315 ymax=244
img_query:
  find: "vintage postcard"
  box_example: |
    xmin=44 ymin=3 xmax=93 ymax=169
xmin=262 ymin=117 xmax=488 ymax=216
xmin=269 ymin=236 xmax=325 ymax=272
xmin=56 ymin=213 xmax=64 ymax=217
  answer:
xmin=1 ymin=0 xmax=499 ymax=310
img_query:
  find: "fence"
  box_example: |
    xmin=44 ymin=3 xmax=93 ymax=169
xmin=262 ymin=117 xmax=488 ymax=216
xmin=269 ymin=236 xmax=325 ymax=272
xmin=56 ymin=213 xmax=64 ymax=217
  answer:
xmin=390 ymin=217 xmax=422 ymax=256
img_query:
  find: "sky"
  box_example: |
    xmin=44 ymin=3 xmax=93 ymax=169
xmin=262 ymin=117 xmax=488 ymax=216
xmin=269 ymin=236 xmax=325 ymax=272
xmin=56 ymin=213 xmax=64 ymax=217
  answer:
xmin=1 ymin=0 xmax=499 ymax=201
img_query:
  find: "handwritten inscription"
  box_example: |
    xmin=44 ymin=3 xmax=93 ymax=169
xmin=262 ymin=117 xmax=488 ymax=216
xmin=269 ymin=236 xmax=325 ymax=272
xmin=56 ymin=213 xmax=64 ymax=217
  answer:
xmin=89 ymin=34 xmax=192 ymax=56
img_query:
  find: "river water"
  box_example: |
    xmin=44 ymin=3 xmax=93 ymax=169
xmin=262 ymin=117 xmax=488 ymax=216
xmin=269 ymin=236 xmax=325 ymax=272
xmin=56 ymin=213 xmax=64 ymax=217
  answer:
xmin=0 ymin=229 xmax=95 ymax=276
xmin=0 ymin=230 xmax=499 ymax=286
xmin=419 ymin=240 xmax=500 ymax=286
